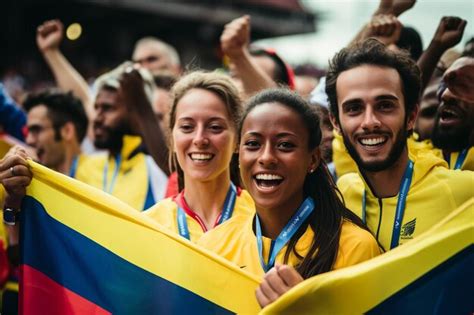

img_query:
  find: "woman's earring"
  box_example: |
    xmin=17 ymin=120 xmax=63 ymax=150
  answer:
xmin=308 ymin=168 xmax=315 ymax=174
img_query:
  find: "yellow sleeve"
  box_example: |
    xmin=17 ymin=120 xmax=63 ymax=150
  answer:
xmin=334 ymin=222 xmax=381 ymax=270
xmin=142 ymin=198 xmax=177 ymax=230
xmin=445 ymin=171 xmax=474 ymax=209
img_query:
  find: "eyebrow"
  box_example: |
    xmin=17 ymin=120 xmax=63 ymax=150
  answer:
xmin=375 ymin=94 xmax=399 ymax=101
xmin=243 ymin=131 xmax=297 ymax=138
xmin=342 ymin=94 xmax=399 ymax=107
xmin=177 ymin=116 xmax=228 ymax=122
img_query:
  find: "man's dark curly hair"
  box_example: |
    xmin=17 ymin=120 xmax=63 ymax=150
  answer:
xmin=23 ymin=89 xmax=88 ymax=142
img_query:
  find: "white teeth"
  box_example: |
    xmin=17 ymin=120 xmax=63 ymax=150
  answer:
xmin=255 ymin=174 xmax=283 ymax=180
xmin=360 ymin=138 xmax=385 ymax=146
xmin=190 ymin=153 xmax=213 ymax=160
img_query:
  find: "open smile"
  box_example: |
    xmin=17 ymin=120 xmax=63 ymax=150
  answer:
xmin=357 ymin=135 xmax=388 ymax=150
xmin=189 ymin=152 xmax=215 ymax=162
xmin=438 ymin=106 xmax=463 ymax=127
xmin=253 ymin=173 xmax=284 ymax=192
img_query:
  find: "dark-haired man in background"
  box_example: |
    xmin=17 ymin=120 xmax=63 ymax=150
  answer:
xmin=23 ymin=90 xmax=88 ymax=176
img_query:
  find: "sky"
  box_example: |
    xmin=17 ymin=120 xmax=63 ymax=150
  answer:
xmin=256 ymin=0 xmax=474 ymax=68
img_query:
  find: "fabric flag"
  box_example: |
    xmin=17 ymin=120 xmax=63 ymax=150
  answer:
xmin=19 ymin=161 xmax=260 ymax=314
xmin=0 ymin=136 xmax=12 ymax=158
xmin=261 ymin=198 xmax=474 ymax=315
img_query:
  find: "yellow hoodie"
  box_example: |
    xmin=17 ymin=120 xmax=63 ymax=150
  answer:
xmin=337 ymin=151 xmax=474 ymax=251
xmin=76 ymin=135 xmax=168 ymax=210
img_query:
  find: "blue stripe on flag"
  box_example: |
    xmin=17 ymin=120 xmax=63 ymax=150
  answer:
xmin=367 ymin=245 xmax=474 ymax=315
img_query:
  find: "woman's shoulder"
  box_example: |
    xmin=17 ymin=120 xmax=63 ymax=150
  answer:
xmin=235 ymin=189 xmax=256 ymax=216
xmin=334 ymin=221 xmax=381 ymax=269
xmin=143 ymin=197 xmax=177 ymax=218
xmin=340 ymin=220 xmax=377 ymax=246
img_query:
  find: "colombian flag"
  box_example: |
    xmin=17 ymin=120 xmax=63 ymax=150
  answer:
xmin=261 ymin=198 xmax=474 ymax=314
xmin=19 ymin=161 xmax=260 ymax=314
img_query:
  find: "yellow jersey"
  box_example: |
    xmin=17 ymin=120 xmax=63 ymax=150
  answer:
xmin=144 ymin=188 xmax=255 ymax=242
xmin=198 ymin=215 xmax=380 ymax=278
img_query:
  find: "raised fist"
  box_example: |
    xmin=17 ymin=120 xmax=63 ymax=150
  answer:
xmin=36 ymin=19 xmax=64 ymax=52
xmin=368 ymin=14 xmax=402 ymax=45
xmin=221 ymin=15 xmax=251 ymax=60
xmin=432 ymin=17 xmax=467 ymax=51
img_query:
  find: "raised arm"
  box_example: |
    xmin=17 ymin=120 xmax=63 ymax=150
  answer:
xmin=374 ymin=0 xmax=416 ymax=17
xmin=350 ymin=0 xmax=415 ymax=45
xmin=417 ymin=17 xmax=467 ymax=92
xmin=350 ymin=14 xmax=402 ymax=47
xmin=119 ymin=68 xmax=170 ymax=175
xmin=221 ymin=15 xmax=276 ymax=98
xmin=37 ymin=20 xmax=93 ymax=120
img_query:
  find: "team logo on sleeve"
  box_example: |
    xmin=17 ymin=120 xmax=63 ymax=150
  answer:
xmin=400 ymin=218 xmax=416 ymax=239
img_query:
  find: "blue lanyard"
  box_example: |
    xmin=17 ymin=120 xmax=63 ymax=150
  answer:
xmin=103 ymin=155 xmax=121 ymax=194
xmin=177 ymin=206 xmax=190 ymax=240
xmin=68 ymin=155 xmax=79 ymax=178
xmin=453 ymin=149 xmax=468 ymax=170
xmin=362 ymin=160 xmax=414 ymax=249
xmin=176 ymin=183 xmax=237 ymax=240
xmin=256 ymin=197 xmax=315 ymax=272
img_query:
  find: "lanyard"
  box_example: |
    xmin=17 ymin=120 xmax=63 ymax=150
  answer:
xmin=103 ymin=155 xmax=122 ymax=194
xmin=68 ymin=155 xmax=79 ymax=178
xmin=256 ymin=197 xmax=315 ymax=272
xmin=453 ymin=149 xmax=468 ymax=170
xmin=176 ymin=183 xmax=237 ymax=240
xmin=362 ymin=160 xmax=414 ymax=249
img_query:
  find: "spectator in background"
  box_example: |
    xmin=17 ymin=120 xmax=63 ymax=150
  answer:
xmin=414 ymin=49 xmax=460 ymax=142
xmin=431 ymin=55 xmax=474 ymax=170
xmin=23 ymin=90 xmax=88 ymax=176
xmin=248 ymin=48 xmax=295 ymax=89
xmin=74 ymin=63 xmax=169 ymax=210
xmin=132 ymin=37 xmax=182 ymax=76
xmin=152 ymin=73 xmax=177 ymax=130
xmin=293 ymin=63 xmax=324 ymax=100
xmin=314 ymin=105 xmax=336 ymax=178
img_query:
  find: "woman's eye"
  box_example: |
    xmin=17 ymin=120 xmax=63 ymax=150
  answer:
xmin=179 ymin=124 xmax=193 ymax=132
xmin=209 ymin=124 xmax=224 ymax=132
xmin=278 ymin=142 xmax=295 ymax=150
xmin=243 ymin=140 xmax=260 ymax=149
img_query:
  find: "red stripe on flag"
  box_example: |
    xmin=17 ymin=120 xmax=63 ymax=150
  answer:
xmin=20 ymin=265 xmax=111 ymax=315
